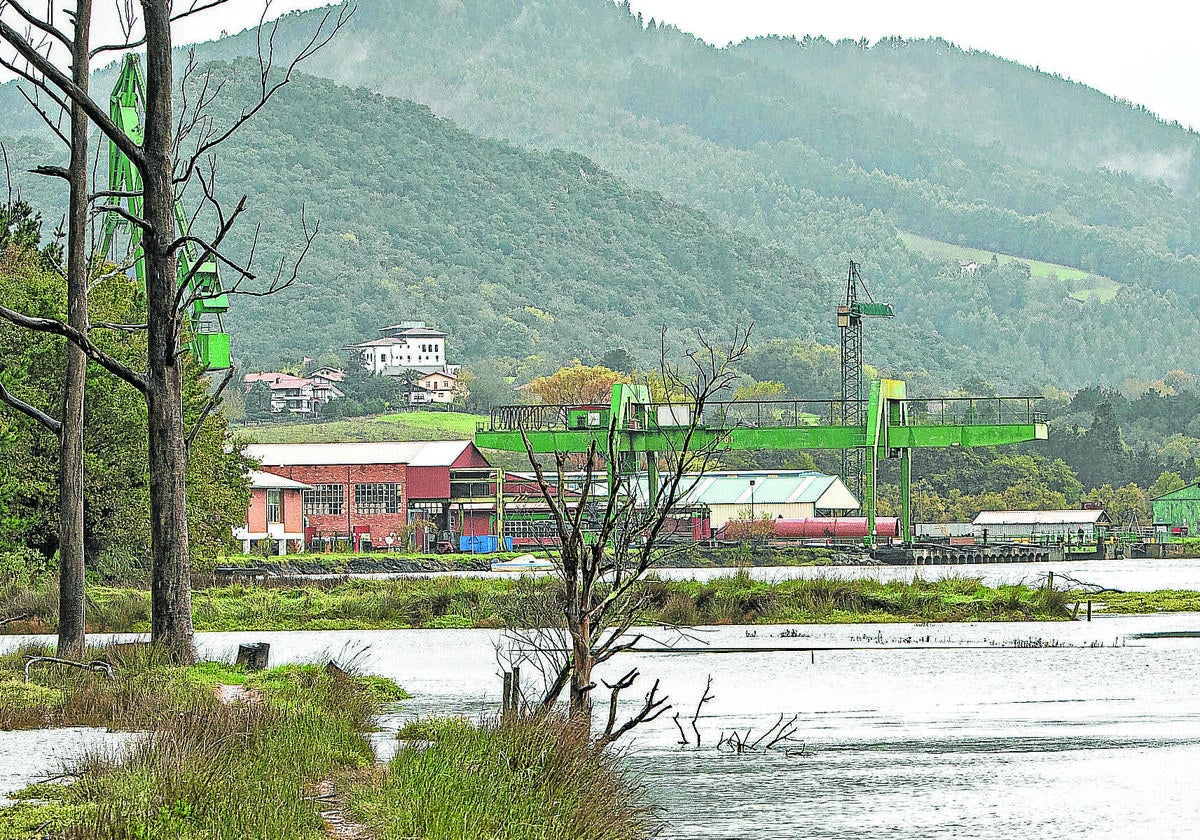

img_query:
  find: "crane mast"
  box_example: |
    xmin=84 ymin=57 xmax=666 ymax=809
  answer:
xmin=837 ymin=260 xmax=892 ymax=501
xmin=100 ymin=54 xmax=231 ymax=370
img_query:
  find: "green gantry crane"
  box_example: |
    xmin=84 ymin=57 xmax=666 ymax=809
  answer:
xmin=100 ymin=54 xmax=231 ymax=370
xmin=476 ymin=379 xmax=1047 ymax=544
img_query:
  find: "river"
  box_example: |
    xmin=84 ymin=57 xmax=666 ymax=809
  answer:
xmin=4 ymin=608 xmax=1200 ymax=836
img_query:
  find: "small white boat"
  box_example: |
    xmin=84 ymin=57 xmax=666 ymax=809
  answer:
xmin=491 ymin=554 xmax=556 ymax=573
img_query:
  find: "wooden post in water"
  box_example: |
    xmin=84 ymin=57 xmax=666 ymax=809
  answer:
xmin=502 ymin=671 xmax=513 ymax=714
xmin=1087 ymin=600 xmax=1092 ymax=622
xmin=511 ymin=665 xmax=521 ymax=713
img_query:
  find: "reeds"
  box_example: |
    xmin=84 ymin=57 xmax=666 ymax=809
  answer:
xmin=344 ymin=713 xmax=659 ymax=840
xmin=2 ymin=573 xmax=1072 ymax=637
xmin=4 ymin=654 xmax=397 ymax=838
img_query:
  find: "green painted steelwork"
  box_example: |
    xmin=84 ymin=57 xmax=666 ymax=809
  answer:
xmin=100 ymin=55 xmax=231 ymax=370
xmin=1150 ymin=483 xmax=1200 ymax=529
xmin=477 ymin=379 xmax=1047 ymax=544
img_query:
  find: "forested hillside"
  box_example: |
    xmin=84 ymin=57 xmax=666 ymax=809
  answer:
xmin=4 ymin=0 xmax=1200 ymax=389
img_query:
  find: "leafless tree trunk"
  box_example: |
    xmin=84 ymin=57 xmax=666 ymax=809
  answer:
xmin=512 ymin=327 xmax=750 ymax=737
xmin=0 ymin=0 xmax=92 ymax=659
xmin=56 ymin=0 xmax=93 ymax=661
xmin=139 ymin=0 xmax=193 ymax=661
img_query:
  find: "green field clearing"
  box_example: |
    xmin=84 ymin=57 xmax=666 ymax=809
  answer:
xmin=237 ymin=410 xmax=486 ymax=444
xmin=899 ymin=232 xmax=1120 ymax=302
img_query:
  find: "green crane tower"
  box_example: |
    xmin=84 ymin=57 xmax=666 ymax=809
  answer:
xmin=838 ymin=260 xmax=893 ymax=501
xmin=100 ymin=54 xmax=231 ymax=370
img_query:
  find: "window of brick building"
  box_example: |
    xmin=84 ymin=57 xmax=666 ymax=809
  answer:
xmin=354 ymin=483 xmax=403 ymax=514
xmin=302 ymin=483 xmax=345 ymax=516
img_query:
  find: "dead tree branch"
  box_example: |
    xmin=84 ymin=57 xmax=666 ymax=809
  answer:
xmin=597 ymin=668 xmax=670 ymax=748
xmin=24 ymin=655 xmax=115 ymax=682
xmin=0 ymin=304 xmax=147 ymax=393
xmin=0 ymin=379 xmax=62 ymax=434
xmin=185 ymin=365 xmax=235 ymax=449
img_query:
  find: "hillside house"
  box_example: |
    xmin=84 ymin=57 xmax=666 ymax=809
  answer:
xmin=243 ymin=371 xmax=345 ymax=415
xmin=233 ymin=470 xmax=311 ymax=555
xmin=344 ymin=322 xmax=464 ymax=405
xmin=413 ymin=370 xmax=461 ymax=404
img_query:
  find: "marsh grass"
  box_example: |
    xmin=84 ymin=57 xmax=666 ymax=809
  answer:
xmin=344 ymin=714 xmax=658 ymax=840
xmin=3 ymin=653 xmax=401 ymax=839
xmin=3 ymin=573 xmax=1074 ymax=636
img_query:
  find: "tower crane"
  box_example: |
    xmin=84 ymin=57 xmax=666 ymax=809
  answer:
xmin=100 ymin=54 xmax=231 ymax=370
xmin=837 ymin=260 xmax=892 ymax=500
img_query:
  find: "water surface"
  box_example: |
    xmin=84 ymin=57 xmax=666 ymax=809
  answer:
xmin=4 ymin=613 xmax=1200 ymax=836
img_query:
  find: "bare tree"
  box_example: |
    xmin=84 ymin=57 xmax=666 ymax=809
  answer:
xmin=502 ymin=327 xmax=750 ymax=738
xmin=0 ymin=0 xmax=94 ymax=659
xmin=0 ymin=0 xmax=349 ymax=662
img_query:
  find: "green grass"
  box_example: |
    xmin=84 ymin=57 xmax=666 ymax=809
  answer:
xmin=899 ymin=231 xmax=1120 ymax=302
xmin=3 ymin=574 xmax=1075 ymax=635
xmin=237 ymin=409 xmax=487 ymax=443
xmin=1084 ymin=589 xmax=1200 ymax=614
xmin=343 ymin=715 xmax=657 ymax=840
xmin=1 ymin=648 xmax=407 ymax=838
xmin=0 ymin=645 xmax=656 ymax=840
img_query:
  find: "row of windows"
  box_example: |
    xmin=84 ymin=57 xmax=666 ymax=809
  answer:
xmin=503 ymin=519 xmax=559 ymax=540
xmin=301 ymin=483 xmax=403 ymax=516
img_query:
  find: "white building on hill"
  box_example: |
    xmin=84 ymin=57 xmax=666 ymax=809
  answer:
xmin=344 ymin=322 xmax=464 ymax=404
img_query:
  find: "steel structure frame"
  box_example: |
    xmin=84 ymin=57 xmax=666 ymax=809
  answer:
xmin=476 ymin=380 xmax=1047 ymax=544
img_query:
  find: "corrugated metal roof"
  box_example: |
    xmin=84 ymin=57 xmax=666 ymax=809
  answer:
xmin=247 ymin=470 xmax=312 ymax=490
xmin=680 ymin=471 xmax=853 ymax=507
xmin=973 ymin=510 xmax=1110 ymax=526
xmin=244 ymin=441 xmax=474 ymax=467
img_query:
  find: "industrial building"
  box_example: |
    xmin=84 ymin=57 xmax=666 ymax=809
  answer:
xmin=675 ymin=471 xmax=859 ymax=529
xmin=1150 ymin=483 xmax=1200 ymax=535
xmin=244 ymin=441 xmax=496 ymax=552
xmin=972 ymin=509 xmax=1110 ymax=542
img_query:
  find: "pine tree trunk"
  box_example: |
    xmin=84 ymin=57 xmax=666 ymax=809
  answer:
xmin=143 ymin=0 xmax=195 ymax=664
xmin=55 ymin=0 xmax=92 ymax=661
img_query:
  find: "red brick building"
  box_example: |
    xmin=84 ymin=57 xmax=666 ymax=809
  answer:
xmin=244 ymin=441 xmax=496 ymax=552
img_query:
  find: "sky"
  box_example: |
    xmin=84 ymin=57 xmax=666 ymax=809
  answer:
xmin=9 ymin=1 xmax=1200 ymax=131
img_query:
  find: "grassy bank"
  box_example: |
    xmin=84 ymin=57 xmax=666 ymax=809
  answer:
xmin=1088 ymin=590 xmax=1200 ymax=613
xmin=3 ymin=573 xmax=1076 ymax=634
xmin=237 ymin=409 xmax=485 ymax=443
xmin=0 ymin=645 xmax=407 ymax=838
xmin=340 ymin=716 xmax=657 ymax=840
xmin=1 ymin=645 xmax=657 ymax=840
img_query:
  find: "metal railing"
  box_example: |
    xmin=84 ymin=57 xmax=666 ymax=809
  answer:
xmin=481 ymin=395 xmax=1046 ymax=434
xmin=698 ymin=399 xmax=866 ymax=429
xmin=900 ymin=397 xmax=1045 ymax=426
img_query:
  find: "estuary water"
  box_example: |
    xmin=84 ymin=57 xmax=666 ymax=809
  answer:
xmin=4 ymin=611 xmax=1200 ymax=837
